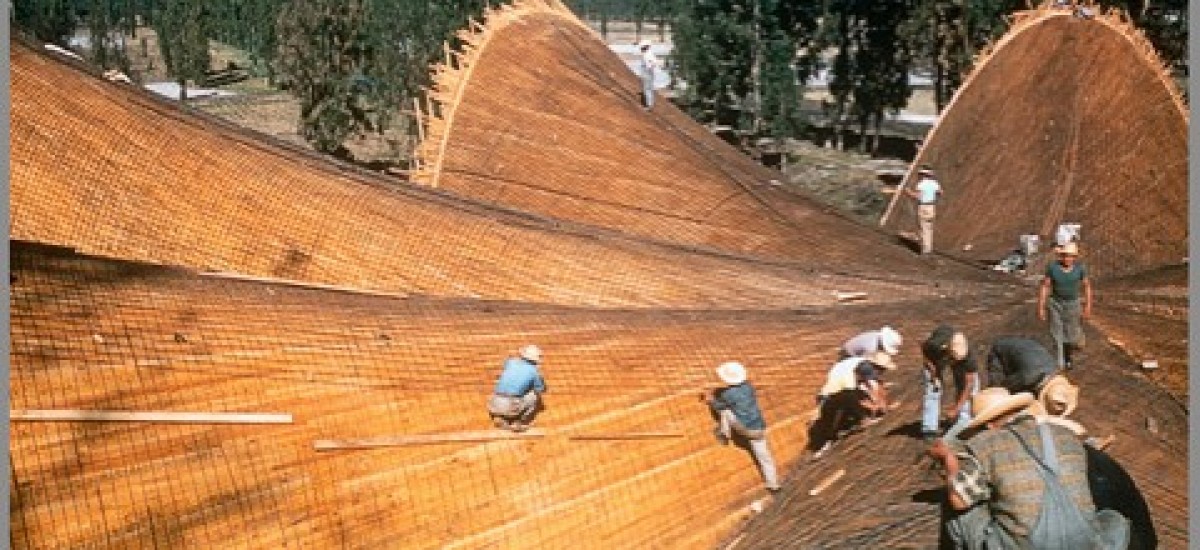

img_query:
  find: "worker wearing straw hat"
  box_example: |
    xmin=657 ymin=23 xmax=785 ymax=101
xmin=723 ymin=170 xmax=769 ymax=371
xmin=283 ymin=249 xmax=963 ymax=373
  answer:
xmin=703 ymin=361 xmax=781 ymax=493
xmin=808 ymin=355 xmax=894 ymax=459
xmin=488 ymin=345 xmax=547 ymax=432
xmin=841 ymin=325 xmax=903 ymax=364
xmin=1038 ymin=241 xmax=1093 ymax=370
xmin=928 ymin=388 xmax=1129 ymax=549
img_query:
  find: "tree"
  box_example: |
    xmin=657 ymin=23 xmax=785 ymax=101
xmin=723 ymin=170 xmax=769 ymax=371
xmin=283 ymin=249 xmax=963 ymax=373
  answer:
xmin=83 ymin=0 xmax=132 ymax=71
xmin=13 ymin=0 xmax=76 ymax=45
xmin=276 ymin=0 xmax=372 ymax=156
xmin=154 ymin=0 xmax=212 ymax=101
xmin=672 ymin=0 xmax=818 ymax=139
xmin=209 ymin=0 xmax=288 ymax=81
xmin=274 ymin=0 xmax=489 ymax=157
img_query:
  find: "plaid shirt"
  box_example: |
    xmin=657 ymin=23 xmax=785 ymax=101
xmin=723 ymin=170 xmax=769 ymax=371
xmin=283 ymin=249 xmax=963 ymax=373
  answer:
xmin=950 ymin=415 xmax=1095 ymax=539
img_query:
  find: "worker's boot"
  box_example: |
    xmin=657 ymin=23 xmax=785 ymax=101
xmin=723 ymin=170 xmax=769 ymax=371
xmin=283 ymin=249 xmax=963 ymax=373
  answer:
xmin=1063 ymin=343 xmax=1077 ymax=370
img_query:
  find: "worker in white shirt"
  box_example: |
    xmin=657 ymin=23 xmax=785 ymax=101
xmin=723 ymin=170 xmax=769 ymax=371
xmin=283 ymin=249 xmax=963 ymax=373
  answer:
xmin=638 ymin=40 xmax=660 ymax=110
xmin=905 ymin=165 xmax=942 ymax=255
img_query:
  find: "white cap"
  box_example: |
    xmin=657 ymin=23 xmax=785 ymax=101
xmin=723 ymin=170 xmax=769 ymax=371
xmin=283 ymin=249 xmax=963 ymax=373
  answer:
xmin=519 ymin=344 xmax=542 ymax=363
xmin=879 ymin=326 xmax=902 ymax=355
xmin=716 ymin=361 xmax=747 ymax=386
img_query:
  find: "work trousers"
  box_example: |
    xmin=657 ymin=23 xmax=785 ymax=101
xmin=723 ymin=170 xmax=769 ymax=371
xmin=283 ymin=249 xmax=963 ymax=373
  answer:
xmin=917 ymin=204 xmax=937 ymax=254
xmin=488 ymin=391 xmax=540 ymax=424
xmin=1049 ymin=296 xmax=1086 ymax=368
xmin=922 ymin=370 xmax=978 ymax=436
xmin=810 ymin=390 xmax=868 ymax=450
xmin=718 ymin=409 xmax=779 ymax=490
xmin=642 ymin=72 xmax=655 ymax=108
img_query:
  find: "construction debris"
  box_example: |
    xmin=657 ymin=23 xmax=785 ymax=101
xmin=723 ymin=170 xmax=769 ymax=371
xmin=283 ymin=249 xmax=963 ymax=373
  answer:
xmin=808 ymin=469 xmax=846 ymax=496
xmin=1141 ymin=360 xmax=1159 ymax=370
xmin=835 ymin=291 xmax=868 ymax=302
xmin=1086 ymin=434 xmax=1116 ymax=452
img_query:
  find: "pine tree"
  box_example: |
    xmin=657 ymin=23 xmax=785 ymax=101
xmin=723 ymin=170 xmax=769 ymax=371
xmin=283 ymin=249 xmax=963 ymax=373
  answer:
xmin=275 ymin=0 xmax=489 ymax=156
xmin=154 ymin=1 xmax=212 ymax=101
xmin=83 ymin=0 xmax=132 ymax=71
xmin=672 ymin=0 xmax=817 ymax=138
xmin=13 ymin=0 xmax=77 ymax=45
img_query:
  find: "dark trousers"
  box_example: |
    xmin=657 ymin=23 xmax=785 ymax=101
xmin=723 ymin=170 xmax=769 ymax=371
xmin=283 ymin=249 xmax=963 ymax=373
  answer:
xmin=809 ymin=389 xmax=868 ymax=450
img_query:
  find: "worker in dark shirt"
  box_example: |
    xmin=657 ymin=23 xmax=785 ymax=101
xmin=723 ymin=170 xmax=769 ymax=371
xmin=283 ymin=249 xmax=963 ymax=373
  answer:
xmin=704 ymin=361 xmax=780 ymax=493
xmin=921 ymin=324 xmax=979 ymax=441
xmin=985 ymin=336 xmax=1059 ymax=395
xmin=1038 ymin=241 xmax=1092 ymax=370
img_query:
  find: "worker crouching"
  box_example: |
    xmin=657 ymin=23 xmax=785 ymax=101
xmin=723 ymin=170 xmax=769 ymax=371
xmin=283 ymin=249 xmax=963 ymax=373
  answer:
xmin=809 ymin=354 xmax=895 ymax=459
xmin=928 ymin=388 xmax=1130 ymax=549
xmin=488 ymin=345 xmax=547 ymax=432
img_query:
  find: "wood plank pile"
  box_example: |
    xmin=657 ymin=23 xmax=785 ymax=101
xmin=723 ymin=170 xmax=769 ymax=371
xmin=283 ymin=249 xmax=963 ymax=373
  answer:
xmin=882 ymin=3 xmax=1187 ymax=280
xmin=6 ymin=0 xmax=1188 ymax=548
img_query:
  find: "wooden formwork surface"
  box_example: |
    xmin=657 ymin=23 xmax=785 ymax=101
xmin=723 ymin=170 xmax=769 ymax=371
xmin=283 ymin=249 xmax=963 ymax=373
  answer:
xmin=9 ymin=1 xmax=1189 ymax=546
xmin=883 ymin=3 xmax=1187 ymax=280
xmin=411 ymin=1 xmax=950 ymax=272
xmin=735 ymin=305 xmax=1189 ymax=549
xmin=10 ymin=39 xmax=998 ymax=311
xmin=9 ymin=242 xmax=1023 ymax=549
xmin=1088 ymin=265 xmax=1189 ymax=402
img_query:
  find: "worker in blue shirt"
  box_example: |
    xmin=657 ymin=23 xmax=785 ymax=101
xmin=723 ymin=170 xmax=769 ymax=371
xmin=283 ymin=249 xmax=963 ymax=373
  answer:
xmin=704 ymin=361 xmax=780 ymax=494
xmin=488 ymin=345 xmax=547 ymax=432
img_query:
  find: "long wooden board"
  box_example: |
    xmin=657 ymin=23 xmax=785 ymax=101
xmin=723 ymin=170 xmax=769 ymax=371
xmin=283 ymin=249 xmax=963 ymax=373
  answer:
xmin=11 ymin=409 xmax=294 ymax=424
xmin=315 ymin=429 xmax=683 ymax=450
xmin=315 ymin=429 xmax=549 ymax=450
xmin=567 ymin=431 xmax=684 ymax=441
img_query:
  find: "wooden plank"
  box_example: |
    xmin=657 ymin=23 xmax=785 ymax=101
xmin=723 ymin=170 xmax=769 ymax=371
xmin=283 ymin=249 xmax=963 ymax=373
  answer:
xmin=11 ymin=409 xmax=293 ymax=424
xmin=567 ymin=431 xmax=684 ymax=441
xmin=808 ymin=468 xmax=846 ymax=496
xmin=835 ymin=291 xmax=868 ymax=302
xmin=314 ymin=429 xmax=548 ymax=450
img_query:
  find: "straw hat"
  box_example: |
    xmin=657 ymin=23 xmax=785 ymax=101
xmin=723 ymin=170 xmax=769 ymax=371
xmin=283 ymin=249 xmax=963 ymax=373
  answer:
xmin=1037 ymin=415 xmax=1087 ymax=437
xmin=949 ymin=332 xmax=969 ymax=361
xmin=1031 ymin=375 xmax=1079 ymax=417
xmin=879 ymin=326 xmax=902 ymax=355
xmin=717 ymin=361 xmax=748 ymax=386
xmin=966 ymin=388 xmax=1035 ymax=429
xmin=519 ymin=344 xmax=543 ymax=363
xmin=869 ymin=350 xmax=896 ymax=370
xmin=1056 ymin=242 xmax=1080 ymax=256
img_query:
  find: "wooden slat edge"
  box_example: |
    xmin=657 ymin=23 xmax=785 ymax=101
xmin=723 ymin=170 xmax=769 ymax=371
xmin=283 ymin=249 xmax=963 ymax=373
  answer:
xmin=315 ymin=429 xmax=548 ymax=450
xmin=11 ymin=410 xmax=294 ymax=424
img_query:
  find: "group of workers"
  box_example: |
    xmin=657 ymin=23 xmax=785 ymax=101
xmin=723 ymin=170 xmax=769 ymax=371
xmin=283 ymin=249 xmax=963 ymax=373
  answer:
xmin=482 ymin=239 xmax=1140 ymax=548
xmin=908 ymin=162 xmax=1092 ymax=372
